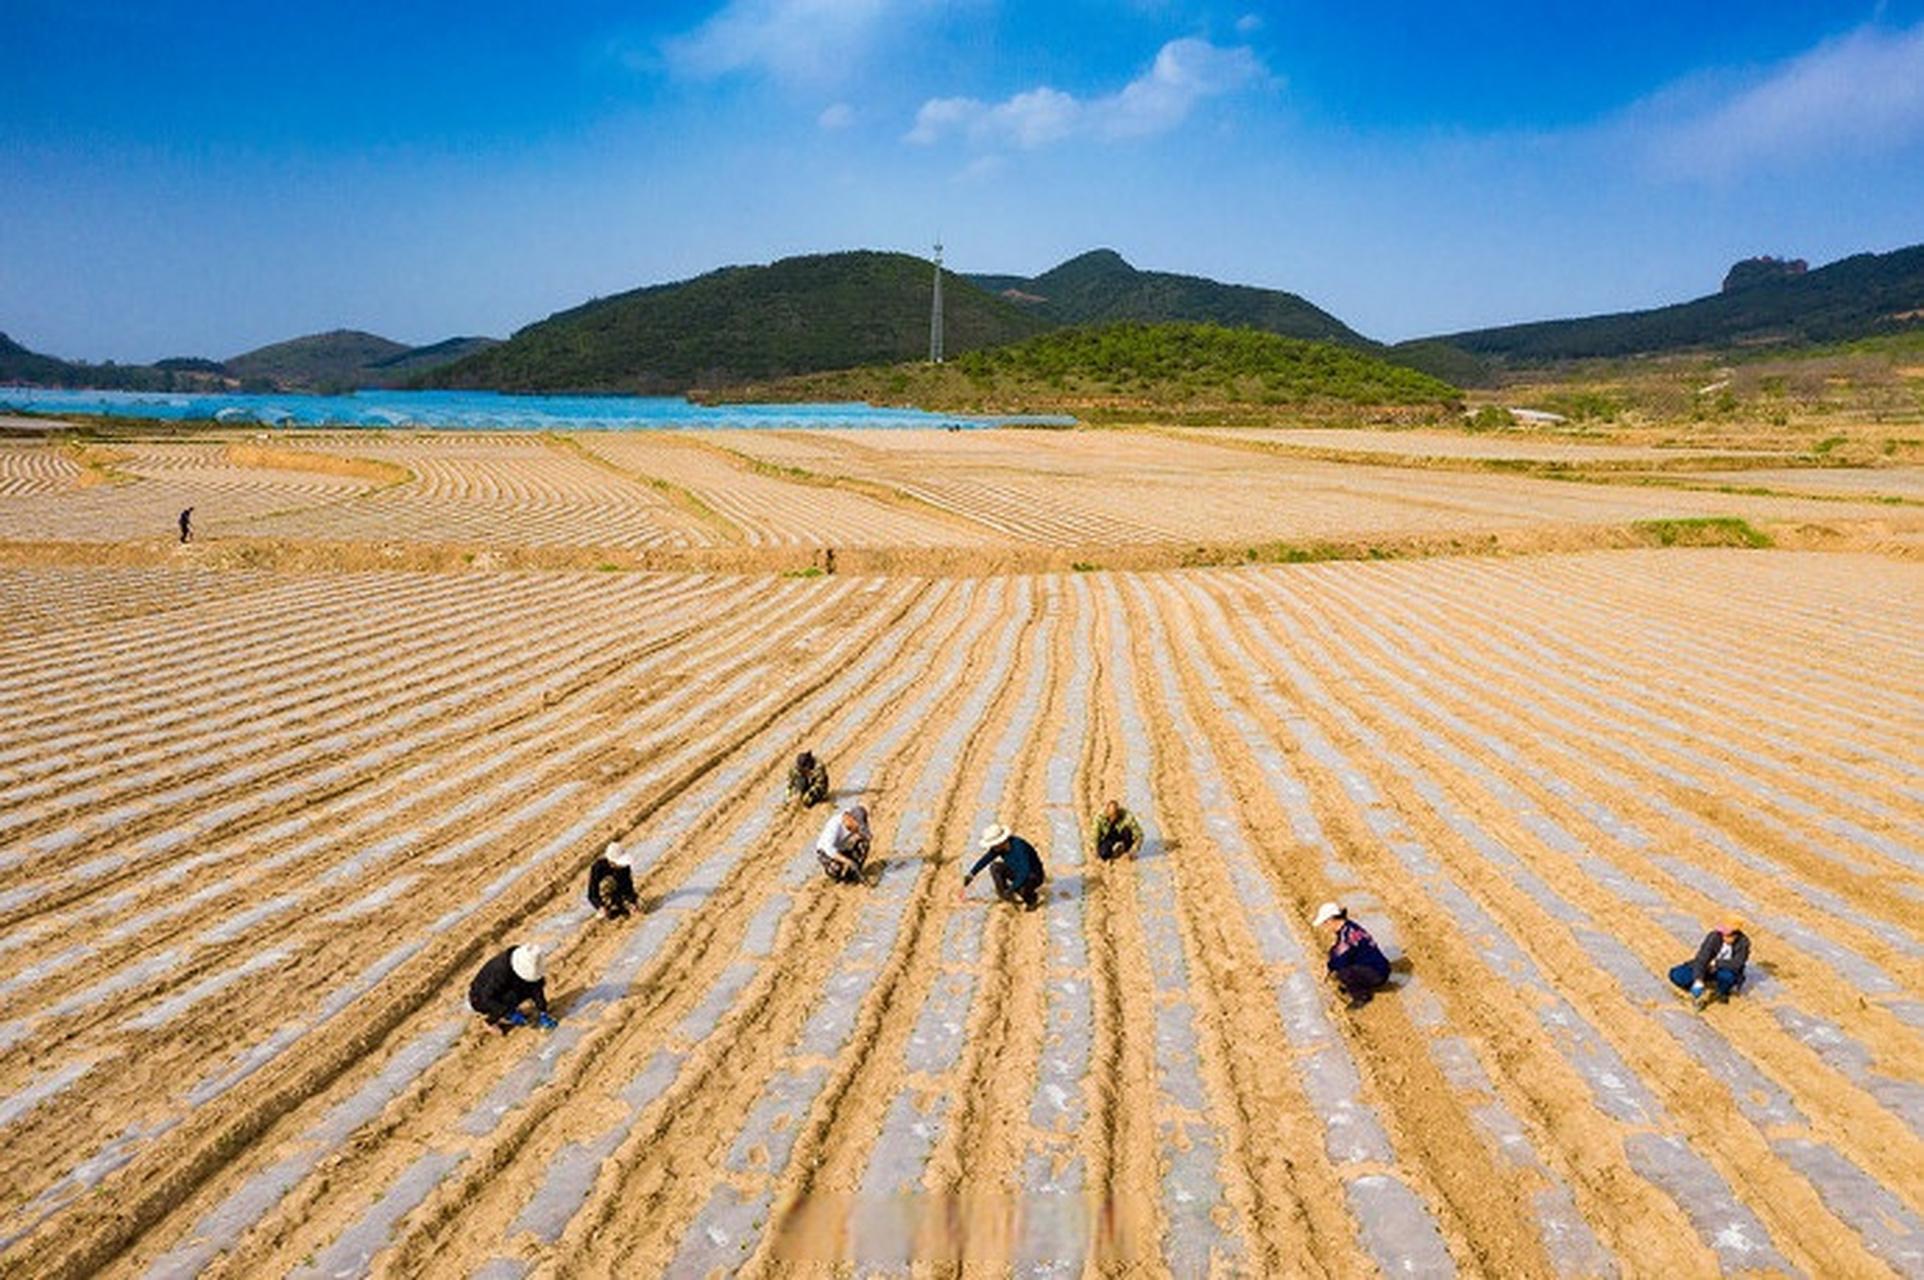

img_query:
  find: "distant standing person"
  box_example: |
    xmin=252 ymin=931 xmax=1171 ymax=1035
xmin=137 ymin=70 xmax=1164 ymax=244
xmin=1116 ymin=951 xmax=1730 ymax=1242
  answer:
xmin=787 ymin=751 xmax=830 ymax=808
xmin=1671 ymin=918 xmax=1750 ymax=1009
xmin=961 ymin=822 xmax=1045 ymax=910
xmin=815 ymin=804 xmax=871 ymax=883
xmin=1091 ymin=800 xmax=1144 ymax=862
xmin=587 ymin=841 xmax=639 ymax=919
xmin=178 ymin=507 xmax=193 ymax=544
xmin=468 ymin=944 xmax=557 ymax=1034
xmin=1315 ymin=902 xmax=1391 ymax=1007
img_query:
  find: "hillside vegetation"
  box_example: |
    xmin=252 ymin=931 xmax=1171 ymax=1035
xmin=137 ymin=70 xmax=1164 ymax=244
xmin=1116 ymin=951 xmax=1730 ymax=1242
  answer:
xmin=0 ymin=333 xmax=223 ymax=393
xmin=222 ymin=329 xmax=496 ymax=391
xmin=2 ymin=329 xmax=495 ymax=395
xmin=706 ymin=321 xmax=1459 ymax=415
xmin=1436 ymin=242 xmax=1924 ymax=363
xmin=421 ymin=251 xmax=1048 ymax=394
xmin=225 ymin=330 xmax=411 ymax=391
xmin=968 ymin=249 xmax=1368 ymax=346
xmin=362 ymin=336 xmax=499 ymax=379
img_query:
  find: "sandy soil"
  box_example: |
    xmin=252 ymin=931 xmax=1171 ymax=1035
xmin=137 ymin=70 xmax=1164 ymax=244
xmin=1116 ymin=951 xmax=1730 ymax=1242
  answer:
xmin=1181 ymin=426 xmax=1787 ymax=464
xmin=715 ymin=428 xmax=1917 ymax=549
xmin=0 ymin=515 xmax=1919 ymax=1278
xmin=1666 ymin=466 xmax=1924 ymax=501
xmin=7 ymin=431 xmax=1920 ymax=559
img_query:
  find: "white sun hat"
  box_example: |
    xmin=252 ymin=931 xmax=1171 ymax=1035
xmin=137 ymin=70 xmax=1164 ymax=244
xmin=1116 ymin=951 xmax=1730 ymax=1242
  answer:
xmin=606 ymin=841 xmax=632 ymax=869
xmin=510 ymin=944 xmax=546 ymax=982
xmin=979 ymin=822 xmax=1011 ymax=850
xmin=1312 ymin=902 xmax=1345 ymax=927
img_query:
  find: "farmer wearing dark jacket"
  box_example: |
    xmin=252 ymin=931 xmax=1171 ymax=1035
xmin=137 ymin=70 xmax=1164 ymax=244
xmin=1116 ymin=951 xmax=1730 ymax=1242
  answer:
xmin=1315 ymin=902 xmax=1391 ymax=1006
xmin=961 ymin=822 xmax=1045 ymax=910
xmin=1670 ymin=918 xmax=1750 ymax=1008
xmin=587 ymin=841 xmax=639 ymax=919
xmin=1091 ymin=800 xmax=1144 ymax=862
xmin=468 ymin=944 xmax=557 ymax=1034
xmin=787 ymin=751 xmax=830 ymax=808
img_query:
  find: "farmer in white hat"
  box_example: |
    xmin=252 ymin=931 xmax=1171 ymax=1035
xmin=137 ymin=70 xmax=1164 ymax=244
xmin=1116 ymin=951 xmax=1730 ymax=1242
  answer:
xmin=960 ymin=821 xmax=1045 ymax=910
xmin=815 ymin=804 xmax=872 ymax=884
xmin=468 ymin=943 xmax=557 ymax=1034
xmin=587 ymin=840 xmax=639 ymax=919
xmin=1314 ymin=902 xmax=1391 ymax=1007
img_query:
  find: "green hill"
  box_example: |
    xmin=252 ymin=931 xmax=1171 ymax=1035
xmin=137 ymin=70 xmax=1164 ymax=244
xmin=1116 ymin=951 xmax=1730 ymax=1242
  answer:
xmin=0 ymin=332 xmax=78 ymax=386
xmin=1433 ymin=242 xmax=1924 ymax=363
xmin=364 ymin=335 xmax=499 ymax=379
xmin=222 ymin=329 xmax=498 ymax=391
xmin=0 ymin=332 xmax=204 ymax=391
xmin=421 ymin=251 xmax=1048 ymax=394
xmin=966 ymin=249 xmax=1369 ymax=346
xmin=957 ymin=322 xmax=1455 ymax=403
xmin=707 ymin=321 xmax=1458 ymax=413
xmin=1382 ymin=339 xmax=1497 ymax=388
xmin=226 ymin=329 xmax=411 ymax=391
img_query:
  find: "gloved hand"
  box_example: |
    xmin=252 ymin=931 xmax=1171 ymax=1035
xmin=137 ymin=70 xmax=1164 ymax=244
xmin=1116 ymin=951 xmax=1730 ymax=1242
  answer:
xmin=1689 ymin=981 xmax=1705 ymax=997
xmin=505 ymin=1009 xmax=528 ymax=1027
xmin=535 ymin=1012 xmax=558 ymax=1030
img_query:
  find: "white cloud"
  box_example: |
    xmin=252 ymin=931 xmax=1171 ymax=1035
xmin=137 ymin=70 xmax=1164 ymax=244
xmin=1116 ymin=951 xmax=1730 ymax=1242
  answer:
xmin=906 ymin=37 xmax=1264 ymax=149
xmin=661 ymin=0 xmax=892 ymax=85
xmin=1235 ymin=13 xmax=1262 ymax=35
xmin=818 ymin=102 xmax=856 ymax=129
xmin=907 ymin=95 xmax=981 ymax=145
xmin=988 ymin=87 xmax=1084 ymax=147
xmin=1100 ymin=37 xmax=1264 ymax=138
xmin=1644 ymin=21 xmax=1924 ymax=177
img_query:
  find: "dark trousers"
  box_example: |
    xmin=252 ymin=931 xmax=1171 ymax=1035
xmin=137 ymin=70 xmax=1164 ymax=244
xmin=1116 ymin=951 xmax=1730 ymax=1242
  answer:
xmin=1096 ymin=834 xmax=1134 ymax=862
xmin=1332 ymin=963 xmax=1389 ymax=1000
xmin=991 ymin=861 xmax=1042 ymax=908
xmin=820 ymin=840 xmax=868 ymax=883
xmin=590 ymin=868 xmax=638 ymax=918
xmin=1670 ymin=964 xmax=1742 ymax=997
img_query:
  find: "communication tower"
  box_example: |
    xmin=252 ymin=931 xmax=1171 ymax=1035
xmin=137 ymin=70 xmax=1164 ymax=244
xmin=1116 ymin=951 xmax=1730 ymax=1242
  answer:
xmin=929 ymin=241 xmax=945 ymax=364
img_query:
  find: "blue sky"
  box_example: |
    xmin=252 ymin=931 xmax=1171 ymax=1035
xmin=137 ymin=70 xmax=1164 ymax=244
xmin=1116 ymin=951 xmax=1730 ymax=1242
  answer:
xmin=6 ymin=0 xmax=1924 ymax=361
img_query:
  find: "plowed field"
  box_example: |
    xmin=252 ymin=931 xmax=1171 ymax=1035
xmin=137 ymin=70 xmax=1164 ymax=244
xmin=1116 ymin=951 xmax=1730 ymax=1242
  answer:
xmin=1 ymin=429 xmax=1921 ymax=1278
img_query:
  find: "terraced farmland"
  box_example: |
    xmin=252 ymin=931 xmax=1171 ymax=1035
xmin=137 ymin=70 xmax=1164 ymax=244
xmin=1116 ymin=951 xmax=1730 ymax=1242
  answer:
xmin=1 ymin=539 xmax=1919 ymax=1278
xmin=715 ymin=428 xmax=1915 ymax=551
xmin=6 ymin=428 xmax=1920 ymax=565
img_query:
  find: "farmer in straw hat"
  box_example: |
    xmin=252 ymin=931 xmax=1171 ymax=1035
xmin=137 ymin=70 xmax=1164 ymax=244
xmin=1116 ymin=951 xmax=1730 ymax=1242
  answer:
xmin=468 ymin=943 xmax=557 ymax=1034
xmin=1315 ymin=902 xmax=1391 ymax=1007
xmin=587 ymin=840 xmax=639 ymax=919
xmin=961 ymin=821 xmax=1046 ymax=910
xmin=1670 ymin=917 xmax=1750 ymax=1009
xmin=815 ymin=804 xmax=871 ymax=884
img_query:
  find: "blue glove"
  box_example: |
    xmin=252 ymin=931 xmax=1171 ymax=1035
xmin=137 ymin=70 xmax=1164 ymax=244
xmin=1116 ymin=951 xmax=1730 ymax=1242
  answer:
xmin=535 ymin=1012 xmax=558 ymax=1030
xmin=1689 ymin=981 xmax=1705 ymax=996
xmin=505 ymin=1009 xmax=528 ymax=1027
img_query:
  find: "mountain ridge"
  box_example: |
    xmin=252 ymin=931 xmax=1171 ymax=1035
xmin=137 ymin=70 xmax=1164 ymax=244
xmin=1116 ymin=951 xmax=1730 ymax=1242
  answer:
xmin=418 ymin=250 xmax=1050 ymax=393
xmin=1430 ymin=242 xmax=1924 ymax=363
xmin=0 ymin=329 xmax=499 ymax=394
xmin=966 ymin=248 xmax=1370 ymax=347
